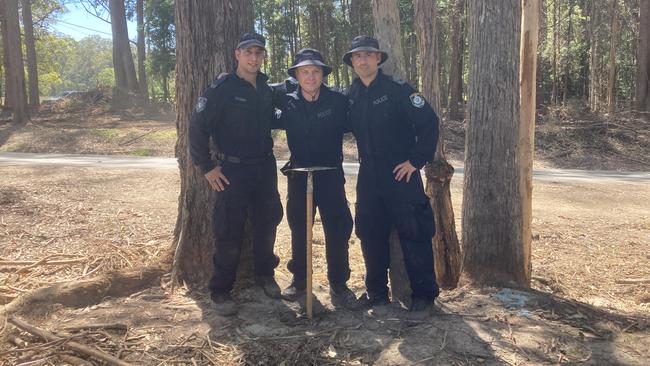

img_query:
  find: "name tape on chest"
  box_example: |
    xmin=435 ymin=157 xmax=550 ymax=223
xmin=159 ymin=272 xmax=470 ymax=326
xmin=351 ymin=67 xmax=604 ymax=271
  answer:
xmin=373 ymin=95 xmax=388 ymax=106
xmin=317 ymin=109 xmax=333 ymax=119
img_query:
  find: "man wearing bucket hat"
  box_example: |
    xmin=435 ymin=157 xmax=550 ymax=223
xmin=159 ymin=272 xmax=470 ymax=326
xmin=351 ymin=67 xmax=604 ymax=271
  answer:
xmin=343 ymin=35 xmax=440 ymax=312
xmin=273 ymin=48 xmax=356 ymax=308
xmin=189 ymin=32 xmax=283 ymax=315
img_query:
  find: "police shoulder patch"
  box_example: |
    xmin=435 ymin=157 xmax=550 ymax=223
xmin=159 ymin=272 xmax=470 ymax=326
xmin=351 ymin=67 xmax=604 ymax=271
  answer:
xmin=410 ymin=93 xmax=425 ymax=108
xmin=195 ymin=97 xmax=208 ymax=113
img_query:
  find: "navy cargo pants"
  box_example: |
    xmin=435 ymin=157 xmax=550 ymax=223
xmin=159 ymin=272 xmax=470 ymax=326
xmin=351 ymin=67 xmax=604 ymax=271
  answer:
xmin=208 ymin=157 xmax=283 ymax=294
xmin=286 ymin=167 xmax=353 ymax=286
xmin=355 ymin=161 xmax=439 ymax=301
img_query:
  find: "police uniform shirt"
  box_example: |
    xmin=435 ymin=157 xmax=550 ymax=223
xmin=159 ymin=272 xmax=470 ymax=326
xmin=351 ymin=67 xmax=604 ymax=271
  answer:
xmin=346 ymin=69 xmax=439 ymax=170
xmin=275 ymin=85 xmax=349 ymax=168
xmin=189 ymin=72 xmax=275 ymax=173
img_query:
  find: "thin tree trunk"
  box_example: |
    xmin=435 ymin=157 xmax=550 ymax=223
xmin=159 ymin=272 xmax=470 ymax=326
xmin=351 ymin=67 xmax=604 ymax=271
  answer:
xmin=607 ymin=0 xmax=619 ymax=112
xmin=173 ymin=0 xmax=253 ymax=288
xmin=589 ymin=0 xmax=599 ymax=111
xmin=372 ymin=0 xmax=407 ymax=78
xmin=449 ymin=0 xmax=464 ymax=120
xmin=22 ymin=0 xmax=39 ymax=106
xmin=637 ymin=0 xmax=650 ymax=111
xmin=461 ymin=0 xmax=528 ymax=288
xmin=519 ymin=0 xmax=540 ymax=291
xmin=552 ymin=0 xmax=559 ymax=105
xmin=137 ymin=0 xmax=149 ymax=102
xmin=1 ymin=0 xmax=29 ymax=124
xmin=415 ymin=0 xmax=462 ymax=290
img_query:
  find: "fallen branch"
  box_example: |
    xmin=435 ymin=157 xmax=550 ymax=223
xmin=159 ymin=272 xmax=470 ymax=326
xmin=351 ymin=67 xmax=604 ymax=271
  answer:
xmin=0 ymin=259 xmax=86 ymax=267
xmin=615 ymin=278 xmax=650 ymax=284
xmin=8 ymin=316 xmax=133 ymax=366
xmin=64 ymin=323 xmax=128 ymax=333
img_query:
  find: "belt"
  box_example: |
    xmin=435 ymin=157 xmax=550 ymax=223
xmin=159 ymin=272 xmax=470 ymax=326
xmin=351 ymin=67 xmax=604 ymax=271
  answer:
xmin=217 ymin=152 xmax=272 ymax=165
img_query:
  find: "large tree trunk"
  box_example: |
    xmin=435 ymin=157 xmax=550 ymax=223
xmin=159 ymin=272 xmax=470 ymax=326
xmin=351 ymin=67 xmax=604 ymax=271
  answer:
xmin=448 ymin=0 xmax=465 ymax=121
xmin=173 ymin=0 xmax=253 ymax=289
xmin=1 ymin=0 xmax=29 ymax=124
xmin=109 ymin=0 xmax=140 ymax=106
xmin=414 ymin=0 xmax=461 ymax=290
xmin=372 ymin=0 xmax=406 ymax=79
xmin=22 ymin=0 xmax=39 ymax=106
xmin=461 ymin=0 xmax=529 ymax=288
xmin=607 ymin=0 xmax=619 ymax=113
xmin=636 ymin=0 xmax=650 ymax=112
xmin=371 ymin=0 xmax=411 ymax=304
xmin=136 ymin=0 xmax=149 ymax=102
xmin=519 ymin=0 xmax=540 ymax=291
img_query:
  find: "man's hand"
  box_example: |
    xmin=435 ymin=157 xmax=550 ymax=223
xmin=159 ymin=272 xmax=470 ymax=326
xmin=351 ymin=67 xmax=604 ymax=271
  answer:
xmin=205 ymin=166 xmax=230 ymax=191
xmin=393 ymin=160 xmax=417 ymax=182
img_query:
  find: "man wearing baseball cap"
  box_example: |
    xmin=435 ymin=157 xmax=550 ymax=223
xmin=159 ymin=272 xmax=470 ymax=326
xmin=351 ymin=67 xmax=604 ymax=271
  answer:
xmin=343 ymin=35 xmax=441 ymax=312
xmin=273 ymin=48 xmax=356 ymax=309
xmin=189 ymin=32 xmax=283 ymax=315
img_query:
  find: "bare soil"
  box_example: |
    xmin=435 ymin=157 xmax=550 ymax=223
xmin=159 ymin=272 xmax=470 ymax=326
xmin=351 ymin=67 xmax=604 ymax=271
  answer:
xmin=0 ymin=163 xmax=648 ymax=365
xmin=0 ymin=104 xmax=648 ymax=364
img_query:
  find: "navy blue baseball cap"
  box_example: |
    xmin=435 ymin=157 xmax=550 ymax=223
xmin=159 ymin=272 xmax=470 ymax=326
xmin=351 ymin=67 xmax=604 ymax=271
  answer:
xmin=237 ymin=32 xmax=266 ymax=50
xmin=288 ymin=48 xmax=332 ymax=78
xmin=343 ymin=35 xmax=389 ymax=66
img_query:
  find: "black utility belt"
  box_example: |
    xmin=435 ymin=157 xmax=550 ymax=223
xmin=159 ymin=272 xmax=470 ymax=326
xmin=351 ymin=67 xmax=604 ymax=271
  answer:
xmin=217 ymin=152 xmax=272 ymax=165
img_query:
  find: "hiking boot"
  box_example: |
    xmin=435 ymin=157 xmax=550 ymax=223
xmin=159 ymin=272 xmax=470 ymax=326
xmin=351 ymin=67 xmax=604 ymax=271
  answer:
xmin=330 ymin=283 xmax=359 ymax=309
xmin=255 ymin=275 xmax=282 ymax=299
xmin=409 ymin=297 xmax=433 ymax=312
xmin=281 ymin=280 xmax=306 ymax=301
xmin=210 ymin=292 xmax=237 ymax=316
xmin=356 ymin=292 xmax=390 ymax=309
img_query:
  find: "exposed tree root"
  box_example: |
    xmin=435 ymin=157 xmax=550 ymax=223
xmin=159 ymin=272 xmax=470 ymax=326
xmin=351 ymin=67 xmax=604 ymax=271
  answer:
xmin=1 ymin=264 xmax=168 ymax=318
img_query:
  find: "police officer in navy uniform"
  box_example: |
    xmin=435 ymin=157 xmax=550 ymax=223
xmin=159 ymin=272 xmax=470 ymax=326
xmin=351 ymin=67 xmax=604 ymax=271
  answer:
xmin=273 ymin=48 xmax=357 ymax=308
xmin=189 ymin=32 xmax=283 ymax=315
xmin=343 ymin=36 xmax=440 ymax=312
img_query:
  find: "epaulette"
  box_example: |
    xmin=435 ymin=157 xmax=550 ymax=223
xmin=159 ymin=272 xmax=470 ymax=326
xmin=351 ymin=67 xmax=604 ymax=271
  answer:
xmin=390 ymin=75 xmax=407 ymax=85
xmin=287 ymin=91 xmax=300 ymax=100
xmin=209 ymin=73 xmax=229 ymax=89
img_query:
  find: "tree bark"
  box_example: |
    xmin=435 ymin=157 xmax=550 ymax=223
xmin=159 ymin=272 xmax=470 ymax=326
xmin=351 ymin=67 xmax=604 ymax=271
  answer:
xmin=414 ymin=0 xmax=461 ymax=290
xmin=372 ymin=0 xmax=407 ymax=79
xmin=461 ymin=0 xmax=529 ymax=288
xmin=607 ymin=0 xmax=619 ymax=113
xmin=109 ymin=0 xmax=140 ymax=106
xmin=518 ymin=0 xmax=540 ymax=291
xmin=636 ymin=0 xmax=650 ymax=111
xmin=136 ymin=0 xmax=149 ymax=102
xmin=449 ymin=0 xmax=465 ymax=121
xmin=173 ymin=0 xmax=253 ymax=289
xmin=1 ymin=0 xmax=29 ymax=124
xmin=22 ymin=0 xmax=39 ymax=106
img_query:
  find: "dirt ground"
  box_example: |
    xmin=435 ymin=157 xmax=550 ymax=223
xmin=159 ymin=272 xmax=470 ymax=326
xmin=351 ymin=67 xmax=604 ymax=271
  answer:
xmin=0 ymin=105 xmax=649 ymax=365
xmin=0 ymin=164 xmax=648 ymax=365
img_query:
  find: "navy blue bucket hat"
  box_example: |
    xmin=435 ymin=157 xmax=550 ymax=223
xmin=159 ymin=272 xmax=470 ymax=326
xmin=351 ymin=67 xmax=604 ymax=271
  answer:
xmin=343 ymin=35 xmax=389 ymax=66
xmin=287 ymin=48 xmax=332 ymax=78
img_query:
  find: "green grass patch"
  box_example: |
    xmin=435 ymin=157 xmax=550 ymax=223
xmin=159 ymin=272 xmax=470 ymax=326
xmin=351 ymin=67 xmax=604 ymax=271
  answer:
xmin=92 ymin=129 xmax=121 ymax=140
xmin=0 ymin=143 xmax=28 ymax=152
xmin=128 ymin=148 xmax=154 ymax=156
xmin=150 ymin=128 xmax=177 ymax=140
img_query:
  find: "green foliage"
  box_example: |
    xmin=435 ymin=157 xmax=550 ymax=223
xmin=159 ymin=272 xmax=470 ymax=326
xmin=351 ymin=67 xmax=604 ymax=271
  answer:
xmin=146 ymin=0 xmax=175 ymax=103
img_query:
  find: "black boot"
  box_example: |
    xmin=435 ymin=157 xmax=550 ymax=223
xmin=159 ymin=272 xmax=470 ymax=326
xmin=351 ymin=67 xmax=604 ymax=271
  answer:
xmin=281 ymin=279 xmax=306 ymax=301
xmin=330 ymin=283 xmax=359 ymax=309
xmin=210 ymin=291 xmax=238 ymax=316
xmin=356 ymin=292 xmax=390 ymax=309
xmin=255 ymin=275 xmax=282 ymax=299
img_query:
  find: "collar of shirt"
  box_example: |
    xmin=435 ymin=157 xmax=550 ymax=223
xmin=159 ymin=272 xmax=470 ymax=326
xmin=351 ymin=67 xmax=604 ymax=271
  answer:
xmin=232 ymin=71 xmax=270 ymax=88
